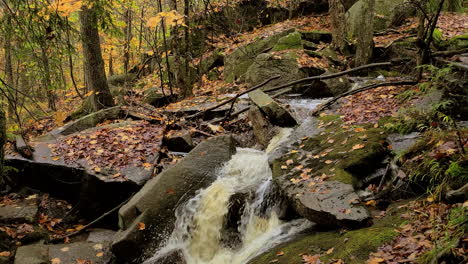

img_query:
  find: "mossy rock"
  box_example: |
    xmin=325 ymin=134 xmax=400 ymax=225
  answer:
xmin=249 ymin=202 xmax=409 ymax=264
xmin=245 ymin=51 xmax=307 ymax=91
xmin=224 ymin=29 xmax=295 ymax=83
xmin=300 ymin=30 xmax=333 ymax=43
xmin=272 ymin=31 xmax=303 ymax=51
xmin=347 ymin=0 xmax=407 ymax=38
xmin=107 ymin=73 xmax=137 ymax=86
xmin=199 ymin=50 xmax=225 ymax=74
xmin=445 ymin=34 xmax=468 ymax=50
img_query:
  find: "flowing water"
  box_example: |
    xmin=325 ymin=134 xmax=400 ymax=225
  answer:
xmin=145 ymin=128 xmax=313 ymax=264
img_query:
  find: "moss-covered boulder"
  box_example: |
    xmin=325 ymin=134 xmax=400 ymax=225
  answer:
xmin=224 ymin=29 xmax=294 ymax=82
xmin=248 ymin=89 xmax=297 ymax=127
xmin=248 ymin=202 xmax=409 ymax=264
xmin=444 ymin=34 xmax=468 ymax=51
xmin=347 ymin=0 xmax=407 ymax=38
xmin=271 ymin=116 xmax=389 ymax=227
xmin=272 ymin=31 xmax=303 ymax=51
xmin=199 ymin=50 xmax=225 ymax=74
xmin=245 ymin=52 xmax=307 ymax=91
xmin=108 ymin=73 xmax=137 ymax=86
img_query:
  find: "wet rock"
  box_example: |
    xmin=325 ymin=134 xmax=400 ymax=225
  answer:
xmin=289 ymin=181 xmax=370 ymax=228
xmin=112 ymin=136 xmax=237 ymax=263
xmin=15 ymin=136 xmax=33 ymax=159
xmin=446 ymin=183 xmax=468 ymax=204
xmin=14 ymin=242 xmax=112 ymax=264
xmin=0 ymin=204 xmax=38 ymax=224
xmin=0 ymin=230 xmax=11 ymax=252
xmin=249 ymin=89 xmax=297 ymax=127
xmin=199 ymin=50 xmax=224 ymax=74
xmin=224 ymin=29 xmax=294 ymax=82
xmin=248 ymin=106 xmax=278 ymax=148
xmin=87 ymin=229 xmax=116 ymax=243
xmin=221 ymin=192 xmax=248 ymax=249
xmin=14 ymin=244 xmax=49 ymax=264
xmin=150 ymin=249 xmax=186 ymax=264
xmin=163 ymin=130 xmax=195 ymax=153
xmin=245 ymin=52 xmax=308 ymax=92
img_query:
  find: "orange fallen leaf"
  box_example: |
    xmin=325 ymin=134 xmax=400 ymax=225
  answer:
xmin=0 ymin=251 xmax=10 ymax=257
xmin=276 ymin=251 xmax=284 ymax=256
xmin=138 ymin=222 xmax=146 ymax=230
xmin=352 ymin=144 xmax=365 ymax=150
xmin=51 ymin=258 xmax=61 ymax=264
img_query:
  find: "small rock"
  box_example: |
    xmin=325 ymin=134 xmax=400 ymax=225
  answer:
xmin=163 ymin=130 xmax=195 ymax=153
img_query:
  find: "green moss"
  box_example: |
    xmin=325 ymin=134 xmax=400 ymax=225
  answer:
xmin=250 ymin=203 xmax=409 ymax=264
xmin=272 ymin=32 xmax=303 ymax=51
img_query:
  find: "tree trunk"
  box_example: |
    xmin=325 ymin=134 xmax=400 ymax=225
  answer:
xmin=329 ymin=0 xmax=348 ymax=53
xmin=3 ymin=7 xmax=15 ymax=118
xmin=79 ymin=2 xmax=114 ymax=111
xmin=355 ymin=0 xmax=375 ymax=66
xmin=0 ymin=108 xmax=6 ymax=192
xmin=109 ymin=48 xmax=114 ymax=76
xmin=40 ymin=45 xmax=56 ymax=111
xmin=180 ymin=0 xmax=193 ymax=98
xmin=123 ymin=6 xmax=133 ymax=74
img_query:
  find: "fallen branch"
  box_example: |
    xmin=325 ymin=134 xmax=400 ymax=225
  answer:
xmin=432 ymin=48 xmax=468 ymax=57
xmin=50 ymin=196 xmax=133 ymax=243
xmin=311 ymin=80 xmax=418 ymax=116
xmin=435 ymin=58 xmax=468 ymax=71
xmin=263 ymin=61 xmax=395 ymax=94
xmin=186 ymin=75 xmax=280 ymax=119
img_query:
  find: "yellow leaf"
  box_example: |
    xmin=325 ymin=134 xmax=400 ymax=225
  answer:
xmin=96 ymin=252 xmax=104 ymax=257
xmin=368 ymin=257 xmax=385 ymax=264
xmin=352 ymin=144 xmax=365 ymax=150
xmin=326 ymin=247 xmax=334 ymax=254
xmin=354 ymin=127 xmax=367 ymax=132
xmin=52 ymin=156 xmax=61 ymax=161
xmin=325 ymin=160 xmax=333 ymax=164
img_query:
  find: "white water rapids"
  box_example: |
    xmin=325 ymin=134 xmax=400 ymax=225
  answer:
xmin=144 ymin=128 xmax=313 ymax=264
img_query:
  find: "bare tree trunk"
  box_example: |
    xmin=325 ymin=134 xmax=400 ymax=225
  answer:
xmin=79 ymin=2 xmax=114 ymax=111
xmin=123 ymin=6 xmax=133 ymax=74
xmin=40 ymin=45 xmax=56 ymax=111
xmin=158 ymin=0 xmax=174 ymax=96
xmin=355 ymin=0 xmax=375 ymax=66
xmin=3 ymin=11 xmax=15 ymax=118
xmin=0 ymin=108 xmax=6 ymax=193
xmin=329 ymin=0 xmax=348 ymax=53
xmin=109 ymin=48 xmax=114 ymax=76
xmin=180 ymin=0 xmax=193 ymax=98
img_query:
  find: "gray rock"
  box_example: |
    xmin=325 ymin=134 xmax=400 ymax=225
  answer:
xmin=14 ymin=244 xmax=49 ymax=264
xmin=249 ymin=90 xmax=297 ymax=127
xmin=224 ymin=29 xmax=294 ymax=82
xmin=0 ymin=204 xmax=38 ymax=224
xmin=387 ymin=132 xmax=420 ymax=155
xmin=281 ymin=180 xmax=371 ymax=228
xmin=87 ymin=229 xmax=116 ymax=243
xmin=15 ymin=242 xmax=112 ymax=264
xmin=48 ymin=242 xmax=112 ymax=264
xmin=112 ymin=136 xmax=237 ymax=263
xmin=163 ymin=130 xmax=195 ymax=153
xmin=245 ymin=52 xmax=308 ymax=92
xmin=248 ymin=106 xmax=277 ymax=148
xmin=299 ymin=30 xmax=332 ymax=43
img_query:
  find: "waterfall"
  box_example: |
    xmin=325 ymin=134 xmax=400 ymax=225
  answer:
xmin=145 ymin=128 xmax=313 ymax=264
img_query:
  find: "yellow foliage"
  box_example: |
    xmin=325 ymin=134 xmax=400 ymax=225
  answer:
xmin=147 ymin=10 xmax=186 ymax=28
xmin=50 ymin=0 xmax=83 ymax=17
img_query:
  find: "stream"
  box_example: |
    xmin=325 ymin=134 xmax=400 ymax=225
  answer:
xmin=144 ymin=98 xmax=327 ymax=264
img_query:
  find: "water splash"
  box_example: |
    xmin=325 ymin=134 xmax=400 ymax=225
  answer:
xmin=145 ymin=129 xmax=311 ymax=264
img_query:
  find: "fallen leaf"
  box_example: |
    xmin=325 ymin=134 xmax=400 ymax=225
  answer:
xmin=352 ymin=144 xmax=365 ymax=150
xmin=276 ymin=251 xmax=284 ymax=256
xmin=60 ymin=247 xmax=70 ymax=252
xmin=367 ymin=257 xmax=385 ymax=264
xmin=302 ymin=254 xmax=320 ymax=264
xmin=138 ymin=222 xmax=146 ymax=230
xmin=96 ymin=252 xmax=104 ymax=257
xmin=0 ymin=251 xmax=10 ymax=257
xmin=326 ymin=247 xmax=334 ymax=254
xmin=51 ymin=258 xmax=61 ymax=264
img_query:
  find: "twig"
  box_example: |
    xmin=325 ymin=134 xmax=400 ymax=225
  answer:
xmin=377 ymin=163 xmax=391 ymax=193
xmin=311 ymin=80 xmax=418 ymax=115
xmin=432 ymin=48 xmax=468 ymax=57
xmin=186 ymin=75 xmax=280 ymax=119
xmin=50 ymin=196 xmax=133 ymax=243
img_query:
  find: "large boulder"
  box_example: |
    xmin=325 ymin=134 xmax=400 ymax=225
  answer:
xmin=224 ymin=29 xmax=294 ymax=82
xmin=107 ymin=73 xmax=137 ymax=86
xmin=112 ymin=136 xmax=237 ymax=263
xmin=248 ymin=90 xmax=297 ymax=127
xmin=271 ymin=117 xmax=389 ymax=228
xmin=272 ymin=31 xmax=303 ymax=51
xmin=245 ymin=52 xmax=307 ymax=91
xmin=347 ymin=0 xmax=408 ymax=38
xmin=248 ymin=106 xmax=278 ymax=148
